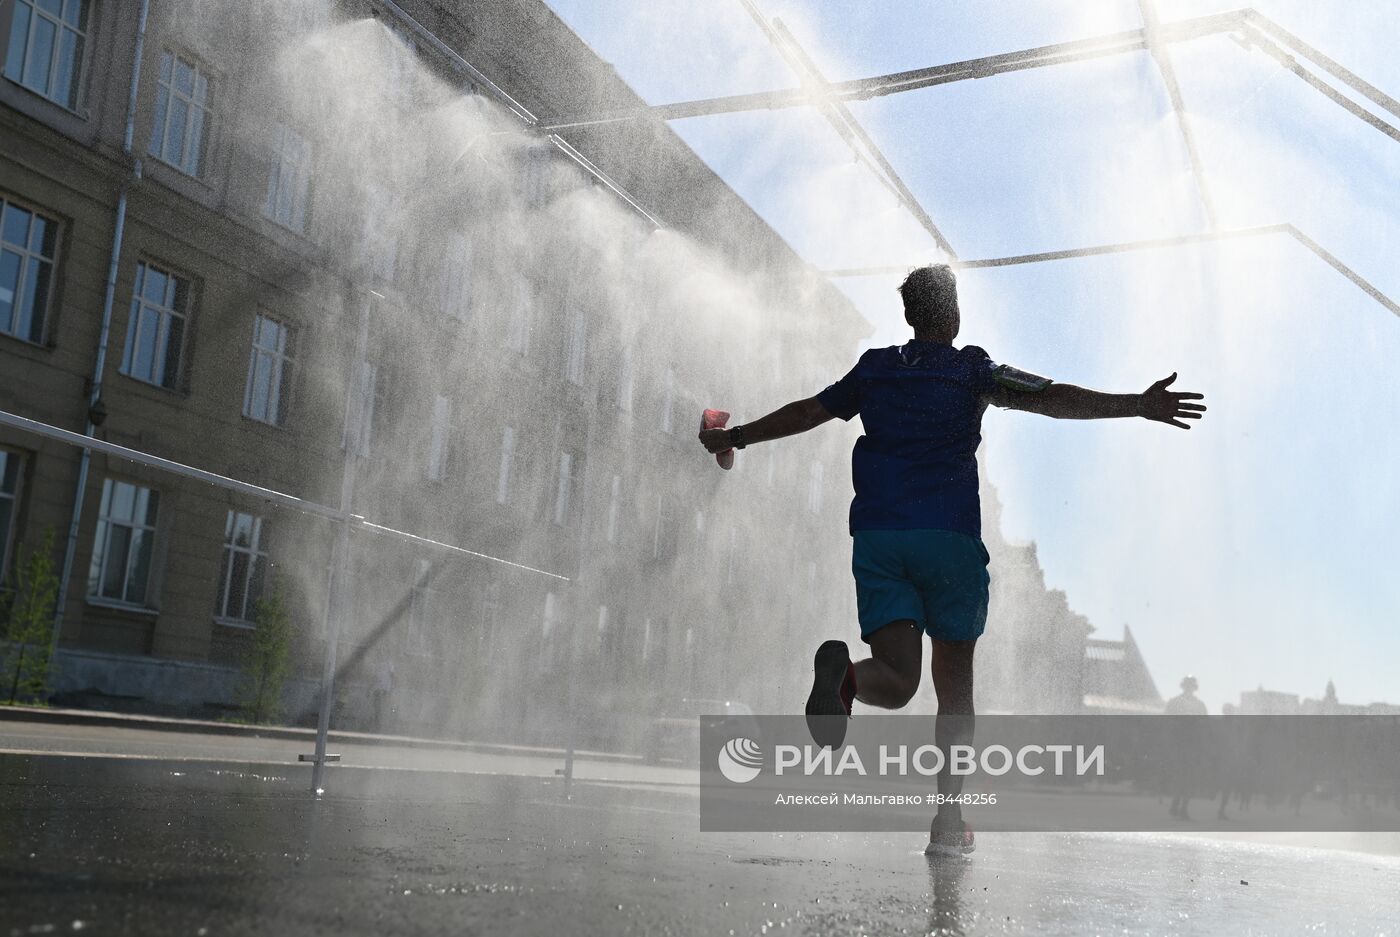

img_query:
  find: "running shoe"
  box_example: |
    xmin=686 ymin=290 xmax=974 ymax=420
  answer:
xmin=924 ymin=822 xmax=975 ymax=859
xmin=805 ymin=639 xmax=852 ymax=748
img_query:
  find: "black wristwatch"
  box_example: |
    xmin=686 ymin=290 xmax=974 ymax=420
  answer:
xmin=728 ymin=424 xmax=747 ymax=450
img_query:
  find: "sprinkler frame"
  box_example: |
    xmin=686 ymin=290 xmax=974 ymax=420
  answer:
xmin=540 ymin=4 xmax=1399 ymax=317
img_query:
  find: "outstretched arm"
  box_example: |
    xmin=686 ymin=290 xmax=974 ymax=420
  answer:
xmin=697 ymin=396 xmax=834 ymax=453
xmin=989 ymin=372 xmax=1206 ymax=429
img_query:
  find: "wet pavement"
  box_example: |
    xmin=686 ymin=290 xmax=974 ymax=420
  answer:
xmin=2 ymin=740 xmax=1398 ymax=937
xmin=0 ymin=716 xmax=692 ymax=789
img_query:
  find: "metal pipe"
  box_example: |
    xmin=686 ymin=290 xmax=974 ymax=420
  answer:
xmin=1284 ymin=225 xmax=1400 ymax=319
xmin=823 ymin=225 xmax=1290 ymax=276
xmin=822 ymin=223 xmax=1400 ymax=319
xmin=3 ymin=410 xmax=345 ymax=520
xmin=355 ymin=520 xmax=569 ymax=581
xmin=1245 ymin=10 xmax=1400 ymax=123
xmin=539 ymin=10 xmax=1250 ymax=131
xmin=765 ymin=14 xmax=957 ymax=258
xmin=51 ymin=0 xmax=150 ymax=658
xmin=0 ymin=408 xmax=570 ymax=579
xmin=1138 ymin=0 xmax=1219 ymax=229
xmin=375 ymin=0 xmax=661 ymax=228
xmin=378 ymin=0 xmax=532 ymax=122
xmin=1242 ymin=25 xmax=1400 ymax=144
xmin=731 ymin=0 xmax=908 ymax=211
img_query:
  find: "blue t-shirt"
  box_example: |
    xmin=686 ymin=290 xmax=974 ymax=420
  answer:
xmin=816 ymin=341 xmax=999 ymax=539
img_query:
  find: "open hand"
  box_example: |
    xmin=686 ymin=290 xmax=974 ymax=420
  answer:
xmin=698 ymin=428 xmax=731 ymax=453
xmin=1139 ymin=373 xmax=1206 ymax=429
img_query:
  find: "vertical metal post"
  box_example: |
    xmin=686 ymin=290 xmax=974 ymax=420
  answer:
xmin=309 ymin=290 xmax=373 ymax=794
xmin=310 ymin=521 xmax=349 ymax=794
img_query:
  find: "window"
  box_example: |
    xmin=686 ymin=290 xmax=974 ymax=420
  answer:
xmin=369 ymin=363 xmax=395 ymax=453
xmin=0 ymin=197 xmax=57 ymax=344
xmin=477 ymin=579 xmax=500 ymax=652
xmin=606 ymin=474 xmax=621 ymax=544
xmin=651 ymin=493 xmax=677 ymax=560
xmin=215 ymin=510 xmax=268 ymax=624
xmin=87 ymin=479 xmax=159 ymax=606
xmin=553 ymin=451 xmax=574 ymax=526
xmin=149 ymin=51 xmax=212 ymax=177
xmin=595 ymin=605 xmax=609 ymax=653
xmin=808 ymin=460 xmax=824 ymax=514
xmin=0 ymin=449 xmax=23 ymax=584
xmin=243 ymin=314 xmax=293 ymax=426
xmin=264 ymin=122 xmax=312 ymax=232
xmin=523 ymin=147 xmax=549 ymax=207
xmin=495 ymin=426 xmax=514 ymax=505
xmin=406 ymin=558 xmax=435 ymax=656
xmin=121 ymin=261 xmax=189 ymax=389
xmin=661 ymin=367 xmax=674 ymax=433
xmin=506 ymin=277 xmax=531 ymax=354
xmin=617 ymin=350 xmax=634 ymax=413
xmin=726 ymin=526 xmax=738 ymax=585
xmin=426 ymin=394 xmax=450 ymax=481
xmin=341 ymin=360 xmax=376 ymax=456
xmin=4 ymin=0 xmax=88 ymax=109
xmin=439 ymin=232 xmax=472 ymax=320
xmin=564 ymin=304 xmax=586 ymax=383
xmin=542 ymin=590 xmax=569 ymax=672
xmin=360 ymin=185 xmax=398 ymax=282
xmin=542 ymin=590 xmax=560 ymax=639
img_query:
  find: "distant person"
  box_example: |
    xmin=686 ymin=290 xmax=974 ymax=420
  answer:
xmin=1165 ymin=675 xmax=1209 ymax=820
xmin=699 ymin=264 xmax=1207 ymax=857
xmin=1165 ymin=675 xmax=1208 ymax=717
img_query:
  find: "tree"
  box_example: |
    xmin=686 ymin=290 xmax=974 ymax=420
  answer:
xmin=3 ymin=529 xmax=59 ymax=705
xmin=237 ymin=575 xmax=293 ymax=724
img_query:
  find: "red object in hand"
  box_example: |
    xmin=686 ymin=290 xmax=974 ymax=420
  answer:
xmin=702 ymin=408 xmax=734 ymax=470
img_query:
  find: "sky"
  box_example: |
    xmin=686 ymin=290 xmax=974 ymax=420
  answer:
xmin=542 ymin=0 xmax=1400 ymax=711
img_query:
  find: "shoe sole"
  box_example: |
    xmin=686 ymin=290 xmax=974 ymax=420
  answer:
xmin=805 ymin=640 xmax=851 ymax=749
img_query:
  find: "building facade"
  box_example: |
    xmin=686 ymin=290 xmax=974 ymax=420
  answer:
xmin=0 ymin=0 xmax=874 ymax=741
xmin=1 ymin=0 xmax=1124 ymax=742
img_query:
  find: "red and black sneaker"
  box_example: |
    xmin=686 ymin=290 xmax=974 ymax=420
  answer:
xmin=805 ymin=640 xmax=854 ymax=748
xmin=925 ymin=822 xmax=976 ymax=859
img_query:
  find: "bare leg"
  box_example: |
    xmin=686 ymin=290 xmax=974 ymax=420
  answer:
xmin=853 ymin=620 xmax=922 ymax=710
xmin=930 ymin=638 xmax=977 ymax=833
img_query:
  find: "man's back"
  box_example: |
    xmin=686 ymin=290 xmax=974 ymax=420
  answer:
xmin=817 ymin=340 xmax=996 ymax=538
xmin=1165 ymin=692 xmax=1208 ymax=715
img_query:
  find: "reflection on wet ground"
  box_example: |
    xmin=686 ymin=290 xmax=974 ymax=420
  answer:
xmin=2 ymin=754 xmax=1397 ymax=936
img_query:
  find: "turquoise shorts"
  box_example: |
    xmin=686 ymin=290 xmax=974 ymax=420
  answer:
xmin=852 ymin=529 xmax=990 ymax=643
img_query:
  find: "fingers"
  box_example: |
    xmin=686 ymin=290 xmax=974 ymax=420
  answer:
xmin=1174 ymin=392 xmax=1205 ymax=400
xmin=1178 ymin=403 xmax=1207 ymax=412
xmin=1151 ymin=372 xmax=1178 ymax=391
xmin=1168 ymin=417 xmax=1190 ymax=429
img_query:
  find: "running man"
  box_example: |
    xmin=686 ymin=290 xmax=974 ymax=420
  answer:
xmin=698 ymin=264 xmax=1207 ymax=856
